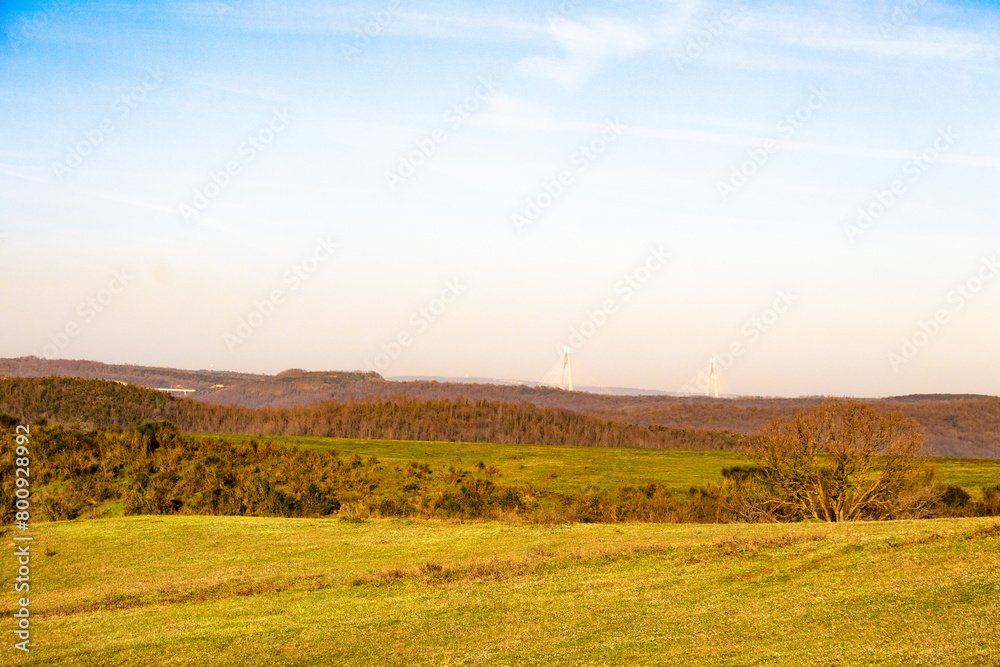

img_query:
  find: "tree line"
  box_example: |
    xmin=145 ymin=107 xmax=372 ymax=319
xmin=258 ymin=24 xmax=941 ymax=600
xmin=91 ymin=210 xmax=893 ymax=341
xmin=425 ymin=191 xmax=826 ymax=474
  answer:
xmin=1 ymin=418 xmax=995 ymax=526
xmin=3 ymin=358 xmax=997 ymax=457
xmin=0 ymin=377 xmax=745 ymax=451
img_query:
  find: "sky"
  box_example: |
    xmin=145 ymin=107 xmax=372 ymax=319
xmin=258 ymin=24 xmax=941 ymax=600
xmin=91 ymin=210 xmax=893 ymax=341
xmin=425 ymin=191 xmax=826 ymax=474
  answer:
xmin=1 ymin=0 xmax=998 ymax=397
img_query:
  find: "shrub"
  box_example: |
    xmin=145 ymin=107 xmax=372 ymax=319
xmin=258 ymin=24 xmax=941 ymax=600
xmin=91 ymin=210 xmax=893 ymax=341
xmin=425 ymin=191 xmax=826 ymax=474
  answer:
xmin=941 ymin=485 xmax=971 ymax=507
xmin=747 ymin=400 xmax=936 ymax=522
xmin=980 ymin=485 xmax=1000 ymax=516
xmin=721 ymin=465 xmax=764 ymax=480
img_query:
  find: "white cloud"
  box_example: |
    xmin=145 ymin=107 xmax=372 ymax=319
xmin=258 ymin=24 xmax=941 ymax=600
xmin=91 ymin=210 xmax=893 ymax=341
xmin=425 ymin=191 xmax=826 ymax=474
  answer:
xmin=517 ymin=16 xmax=653 ymax=89
xmin=743 ymin=6 xmax=1000 ymax=64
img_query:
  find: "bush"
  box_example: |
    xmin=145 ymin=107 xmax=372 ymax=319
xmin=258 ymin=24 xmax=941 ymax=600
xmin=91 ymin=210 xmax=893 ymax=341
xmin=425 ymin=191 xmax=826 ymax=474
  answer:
xmin=721 ymin=465 xmax=764 ymax=481
xmin=941 ymin=485 xmax=971 ymax=507
xmin=980 ymin=485 xmax=1000 ymax=516
xmin=747 ymin=400 xmax=935 ymax=522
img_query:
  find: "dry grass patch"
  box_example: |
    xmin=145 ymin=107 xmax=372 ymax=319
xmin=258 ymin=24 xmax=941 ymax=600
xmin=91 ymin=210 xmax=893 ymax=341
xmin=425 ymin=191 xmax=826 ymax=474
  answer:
xmin=39 ymin=573 xmax=333 ymax=618
xmin=351 ymin=554 xmax=548 ymax=587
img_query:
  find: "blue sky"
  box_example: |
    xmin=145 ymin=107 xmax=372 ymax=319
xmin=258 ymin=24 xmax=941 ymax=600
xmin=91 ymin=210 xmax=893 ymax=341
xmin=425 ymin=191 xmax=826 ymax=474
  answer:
xmin=1 ymin=0 xmax=998 ymax=397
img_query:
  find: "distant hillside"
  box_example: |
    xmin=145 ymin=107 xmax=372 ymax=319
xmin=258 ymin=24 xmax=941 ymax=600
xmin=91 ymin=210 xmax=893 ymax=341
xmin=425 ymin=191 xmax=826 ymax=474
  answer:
xmin=0 ymin=377 xmax=744 ymax=451
xmin=2 ymin=357 xmax=998 ymax=457
xmin=589 ymin=396 xmax=1000 ymax=459
xmin=388 ymin=375 xmax=673 ymax=396
xmin=0 ymin=357 xmax=384 ymax=390
xmin=0 ymin=357 xmax=270 ymax=389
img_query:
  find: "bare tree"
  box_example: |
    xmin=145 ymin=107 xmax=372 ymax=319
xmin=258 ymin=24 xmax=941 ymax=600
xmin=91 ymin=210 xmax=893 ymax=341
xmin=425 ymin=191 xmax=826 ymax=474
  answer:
xmin=747 ymin=399 xmax=939 ymax=522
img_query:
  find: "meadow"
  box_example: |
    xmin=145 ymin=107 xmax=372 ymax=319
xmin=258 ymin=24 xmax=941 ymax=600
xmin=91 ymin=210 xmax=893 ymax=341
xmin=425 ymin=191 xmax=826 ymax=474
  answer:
xmin=5 ymin=431 xmax=1000 ymax=665
xmin=12 ymin=514 xmax=1000 ymax=666
xmin=198 ymin=433 xmax=1000 ymax=498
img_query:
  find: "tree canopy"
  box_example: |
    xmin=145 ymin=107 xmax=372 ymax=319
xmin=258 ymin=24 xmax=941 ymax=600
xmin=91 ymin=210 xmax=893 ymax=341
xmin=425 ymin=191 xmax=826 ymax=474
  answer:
xmin=747 ymin=399 xmax=939 ymax=522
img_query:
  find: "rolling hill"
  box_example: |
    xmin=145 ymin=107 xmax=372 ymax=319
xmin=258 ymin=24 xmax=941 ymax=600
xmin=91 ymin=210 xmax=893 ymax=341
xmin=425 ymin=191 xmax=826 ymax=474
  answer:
xmin=2 ymin=357 xmax=998 ymax=457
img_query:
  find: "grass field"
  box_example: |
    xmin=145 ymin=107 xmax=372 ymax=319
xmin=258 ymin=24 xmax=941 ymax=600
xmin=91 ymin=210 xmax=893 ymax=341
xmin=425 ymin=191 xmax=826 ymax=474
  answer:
xmin=9 ymin=515 xmax=1000 ymax=666
xmin=197 ymin=433 xmax=1000 ymax=497
xmin=7 ymin=435 xmax=999 ymax=665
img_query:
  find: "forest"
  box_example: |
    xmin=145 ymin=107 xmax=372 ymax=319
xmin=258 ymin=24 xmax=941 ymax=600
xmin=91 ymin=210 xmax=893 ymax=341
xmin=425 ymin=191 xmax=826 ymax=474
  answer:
xmin=0 ymin=376 xmax=743 ymax=451
xmin=3 ymin=357 xmax=997 ymax=457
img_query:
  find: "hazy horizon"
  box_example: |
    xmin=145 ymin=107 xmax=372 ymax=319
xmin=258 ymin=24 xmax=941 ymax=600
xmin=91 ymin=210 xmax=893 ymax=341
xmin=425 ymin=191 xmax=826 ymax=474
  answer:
xmin=2 ymin=0 xmax=998 ymax=397
xmin=5 ymin=355 xmax=997 ymax=402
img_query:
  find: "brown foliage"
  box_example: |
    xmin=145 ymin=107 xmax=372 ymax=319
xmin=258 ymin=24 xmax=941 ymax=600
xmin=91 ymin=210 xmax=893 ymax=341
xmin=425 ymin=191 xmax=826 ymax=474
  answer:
xmin=2 ymin=357 xmax=996 ymax=457
xmin=0 ymin=377 xmax=744 ymax=452
xmin=746 ymin=399 xmax=941 ymax=521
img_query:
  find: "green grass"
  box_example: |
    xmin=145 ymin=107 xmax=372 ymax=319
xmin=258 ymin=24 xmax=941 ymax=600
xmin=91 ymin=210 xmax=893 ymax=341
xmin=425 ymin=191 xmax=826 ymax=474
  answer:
xmin=10 ymin=434 xmax=995 ymax=663
xmin=9 ymin=515 xmax=1000 ymax=665
xmin=194 ymin=433 xmax=748 ymax=494
xmin=932 ymin=456 xmax=1000 ymax=496
xmin=195 ymin=433 xmax=1000 ymax=497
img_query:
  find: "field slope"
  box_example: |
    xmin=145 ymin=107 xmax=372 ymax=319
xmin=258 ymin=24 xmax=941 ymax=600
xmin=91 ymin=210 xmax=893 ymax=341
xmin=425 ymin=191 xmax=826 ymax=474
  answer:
xmin=9 ymin=515 xmax=1000 ymax=666
xmin=201 ymin=433 xmax=1000 ymax=498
